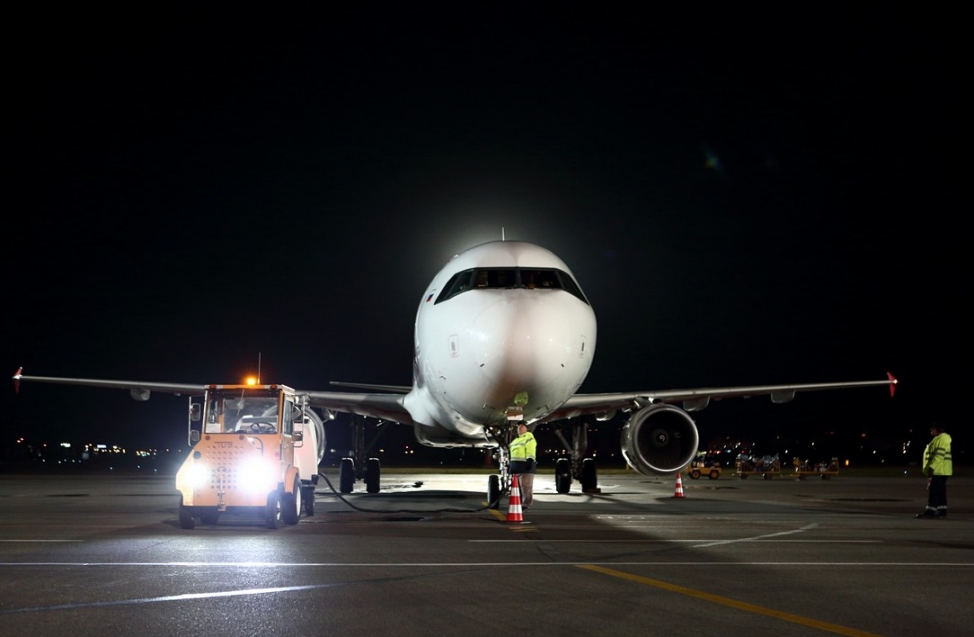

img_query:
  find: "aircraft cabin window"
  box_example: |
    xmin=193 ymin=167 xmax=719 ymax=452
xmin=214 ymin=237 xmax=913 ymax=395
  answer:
xmin=435 ymin=267 xmax=589 ymax=305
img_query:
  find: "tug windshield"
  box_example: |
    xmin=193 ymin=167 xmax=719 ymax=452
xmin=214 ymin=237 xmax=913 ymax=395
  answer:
xmin=204 ymin=389 xmax=281 ymax=434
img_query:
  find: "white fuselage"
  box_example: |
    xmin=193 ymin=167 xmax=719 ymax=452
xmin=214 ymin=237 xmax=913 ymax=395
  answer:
xmin=403 ymin=241 xmax=596 ymax=440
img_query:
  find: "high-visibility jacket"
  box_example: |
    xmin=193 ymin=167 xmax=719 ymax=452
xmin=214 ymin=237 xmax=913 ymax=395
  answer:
xmin=923 ymin=433 xmax=953 ymax=476
xmin=510 ymin=432 xmax=537 ymax=461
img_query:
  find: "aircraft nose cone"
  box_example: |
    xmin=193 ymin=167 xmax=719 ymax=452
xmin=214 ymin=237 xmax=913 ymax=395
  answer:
xmin=472 ymin=293 xmax=576 ymax=388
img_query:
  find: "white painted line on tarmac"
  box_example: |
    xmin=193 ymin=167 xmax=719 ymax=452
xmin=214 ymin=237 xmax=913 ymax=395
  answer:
xmin=689 ymin=522 xmax=817 ymax=548
xmin=1 ymin=584 xmax=336 ymax=614
xmin=470 ymin=539 xmax=879 ymax=543
xmin=0 ymin=561 xmax=971 ymax=567
xmin=0 ymin=540 xmax=83 ymax=543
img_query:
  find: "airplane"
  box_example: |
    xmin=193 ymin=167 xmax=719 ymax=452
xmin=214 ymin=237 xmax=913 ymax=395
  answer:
xmin=12 ymin=239 xmax=897 ymax=507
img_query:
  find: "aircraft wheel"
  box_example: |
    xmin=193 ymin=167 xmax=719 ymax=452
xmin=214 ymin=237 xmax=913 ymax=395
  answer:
xmin=302 ymin=485 xmax=316 ymax=516
xmin=487 ymin=474 xmax=501 ymax=509
xmin=283 ymin=476 xmax=301 ymax=525
xmin=365 ymin=458 xmax=381 ymax=494
xmin=200 ymin=508 xmax=220 ymax=525
xmin=339 ymin=458 xmax=355 ymax=493
xmin=178 ymin=496 xmax=195 ymax=530
xmin=265 ymin=491 xmax=283 ymax=529
xmin=581 ymin=458 xmax=598 ymax=492
xmin=555 ymin=458 xmax=572 ymax=494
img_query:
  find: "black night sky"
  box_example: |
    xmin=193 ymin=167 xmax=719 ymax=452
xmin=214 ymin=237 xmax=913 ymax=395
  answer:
xmin=2 ymin=5 xmax=955 ymax=464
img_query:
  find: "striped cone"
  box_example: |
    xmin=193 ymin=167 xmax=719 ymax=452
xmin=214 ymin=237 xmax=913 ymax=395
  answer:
xmin=673 ymin=472 xmax=685 ymax=498
xmin=506 ymin=474 xmax=524 ymax=522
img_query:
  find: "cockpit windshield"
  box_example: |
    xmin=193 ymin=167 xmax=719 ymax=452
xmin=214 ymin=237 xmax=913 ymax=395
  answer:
xmin=434 ymin=267 xmax=589 ymax=305
xmin=204 ymin=390 xmax=280 ymax=434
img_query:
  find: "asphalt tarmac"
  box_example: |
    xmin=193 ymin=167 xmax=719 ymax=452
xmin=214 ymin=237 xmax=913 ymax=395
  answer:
xmin=1 ymin=468 xmax=971 ymax=637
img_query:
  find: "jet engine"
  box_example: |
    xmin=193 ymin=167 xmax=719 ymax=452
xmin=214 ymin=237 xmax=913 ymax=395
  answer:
xmin=620 ymin=403 xmax=699 ymax=475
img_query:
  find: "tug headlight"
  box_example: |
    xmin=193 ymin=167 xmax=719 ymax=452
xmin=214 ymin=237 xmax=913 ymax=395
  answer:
xmin=187 ymin=463 xmax=210 ymax=489
xmin=239 ymin=458 xmax=276 ymax=494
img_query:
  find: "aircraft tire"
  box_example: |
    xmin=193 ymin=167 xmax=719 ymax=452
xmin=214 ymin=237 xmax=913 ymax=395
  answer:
xmin=365 ymin=458 xmax=381 ymax=494
xmin=555 ymin=458 xmax=572 ymax=494
xmin=581 ymin=458 xmax=598 ymax=491
xmin=339 ymin=458 xmax=355 ymax=493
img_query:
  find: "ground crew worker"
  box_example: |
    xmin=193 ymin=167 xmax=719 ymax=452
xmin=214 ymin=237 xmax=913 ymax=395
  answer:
xmin=917 ymin=424 xmax=952 ymax=518
xmin=509 ymin=422 xmax=537 ymax=509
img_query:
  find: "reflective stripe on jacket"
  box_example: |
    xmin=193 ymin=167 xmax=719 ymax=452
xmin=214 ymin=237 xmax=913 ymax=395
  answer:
xmin=510 ymin=432 xmax=537 ymax=461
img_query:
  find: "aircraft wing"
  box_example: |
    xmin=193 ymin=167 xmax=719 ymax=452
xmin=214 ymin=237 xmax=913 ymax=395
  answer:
xmin=11 ymin=368 xmax=206 ymax=400
xmin=12 ymin=367 xmax=897 ymax=430
xmin=12 ymin=368 xmax=417 ymax=424
xmin=544 ymin=372 xmax=898 ymax=422
xmin=300 ymin=389 xmax=415 ymax=425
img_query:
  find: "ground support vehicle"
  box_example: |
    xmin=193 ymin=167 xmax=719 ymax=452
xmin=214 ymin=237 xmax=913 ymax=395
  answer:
xmin=685 ymin=458 xmax=722 ymax=480
xmin=735 ymin=454 xmax=781 ymax=479
xmin=791 ymin=457 xmax=841 ymax=480
xmin=175 ymin=384 xmax=326 ymax=529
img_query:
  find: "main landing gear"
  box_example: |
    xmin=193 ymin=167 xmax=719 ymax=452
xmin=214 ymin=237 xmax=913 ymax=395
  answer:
xmin=339 ymin=416 xmax=385 ymax=494
xmin=552 ymin=418 xmax=599 ymax=494
xmin=339 ymin=457 xmax=381 ymax=494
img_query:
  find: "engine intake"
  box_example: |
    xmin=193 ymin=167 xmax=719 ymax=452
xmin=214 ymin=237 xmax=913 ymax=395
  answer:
xmin=620 ymin=403 xmax=699 ymax=475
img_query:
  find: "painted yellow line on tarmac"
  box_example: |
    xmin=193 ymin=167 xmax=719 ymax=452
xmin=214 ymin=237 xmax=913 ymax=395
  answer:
xmin=577 ymin=564 xmax=886 ymax=637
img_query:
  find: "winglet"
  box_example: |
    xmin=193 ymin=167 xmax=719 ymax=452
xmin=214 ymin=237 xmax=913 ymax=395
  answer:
xmin=12 ymin=367 xmax=22 ymax=393
xmin=887 ymin=371 xmax=898 ymax=397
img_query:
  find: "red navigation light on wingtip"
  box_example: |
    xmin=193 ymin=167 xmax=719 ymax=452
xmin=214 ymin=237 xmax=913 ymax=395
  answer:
xmin=887 ymin=372 xmax=898 ymax=397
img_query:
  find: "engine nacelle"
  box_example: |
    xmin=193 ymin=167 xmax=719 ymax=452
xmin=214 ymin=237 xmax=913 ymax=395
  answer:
xmin=620 ymin=403 xmax=699 ymax=475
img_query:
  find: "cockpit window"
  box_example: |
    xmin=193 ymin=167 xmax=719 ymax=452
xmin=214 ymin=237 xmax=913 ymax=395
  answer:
xmin=435 ymin=267 xmax=589 ymax=305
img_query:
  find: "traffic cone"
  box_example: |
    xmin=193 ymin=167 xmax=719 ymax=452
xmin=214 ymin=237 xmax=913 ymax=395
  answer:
xmin=506 ymin=474 xmax=524 ymax=522
xmin=673 ymin=472 xmax=685 ymax=498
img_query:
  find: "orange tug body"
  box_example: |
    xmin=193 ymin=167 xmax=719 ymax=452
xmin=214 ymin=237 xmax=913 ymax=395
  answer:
xmin=175 ymin=384 xmax=326 ymax=529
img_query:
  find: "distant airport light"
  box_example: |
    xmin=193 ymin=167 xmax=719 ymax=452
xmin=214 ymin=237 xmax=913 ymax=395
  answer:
xmin=246 ymin=377 xmax=258 ymax=386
